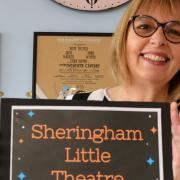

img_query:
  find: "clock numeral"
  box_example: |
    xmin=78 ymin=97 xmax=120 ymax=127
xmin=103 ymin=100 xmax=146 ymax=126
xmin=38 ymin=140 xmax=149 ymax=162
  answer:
xmin=86 ymin=0 xmax=98 ymax=8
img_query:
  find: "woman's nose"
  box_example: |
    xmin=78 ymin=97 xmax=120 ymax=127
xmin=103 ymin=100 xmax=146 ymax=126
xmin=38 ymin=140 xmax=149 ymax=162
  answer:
xmin=149 ymin=27 xmax=168 ymax=46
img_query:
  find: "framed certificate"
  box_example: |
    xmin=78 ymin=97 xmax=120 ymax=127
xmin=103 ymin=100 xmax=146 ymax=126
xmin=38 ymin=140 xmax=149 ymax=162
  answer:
xmin=32 ymin=32 xmax=116 ymax=99
xmin=0 ymin=98 xmax=173 ymax=180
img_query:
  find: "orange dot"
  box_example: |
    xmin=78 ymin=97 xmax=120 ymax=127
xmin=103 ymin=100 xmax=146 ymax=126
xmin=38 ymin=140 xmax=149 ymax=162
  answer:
xmin=150 ymin=127 xmax=157 ymax=134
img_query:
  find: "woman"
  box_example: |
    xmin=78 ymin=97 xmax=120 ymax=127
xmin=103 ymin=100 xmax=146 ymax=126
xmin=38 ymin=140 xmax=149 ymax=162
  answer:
xmin=67 ymin=0 xmax=180 ymax=179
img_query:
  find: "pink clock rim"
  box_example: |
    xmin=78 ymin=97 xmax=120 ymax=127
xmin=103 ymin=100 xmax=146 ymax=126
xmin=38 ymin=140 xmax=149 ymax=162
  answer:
xmin=53 ymin=0 xmax=130 ymax=11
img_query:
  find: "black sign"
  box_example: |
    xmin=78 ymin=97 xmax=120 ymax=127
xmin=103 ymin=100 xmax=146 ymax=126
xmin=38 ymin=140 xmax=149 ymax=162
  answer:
xmin=0 ymin=98 xmax=173 ymax=180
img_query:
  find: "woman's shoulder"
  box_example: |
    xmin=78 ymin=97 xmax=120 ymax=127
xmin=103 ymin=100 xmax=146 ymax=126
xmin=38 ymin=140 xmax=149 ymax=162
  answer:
xmin=66 ymin=89 xmax=108 ymax=101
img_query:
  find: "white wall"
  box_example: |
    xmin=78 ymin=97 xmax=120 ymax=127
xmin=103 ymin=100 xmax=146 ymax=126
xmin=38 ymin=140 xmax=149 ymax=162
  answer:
xmin=0 ymin=0 xmax=128 ymax=98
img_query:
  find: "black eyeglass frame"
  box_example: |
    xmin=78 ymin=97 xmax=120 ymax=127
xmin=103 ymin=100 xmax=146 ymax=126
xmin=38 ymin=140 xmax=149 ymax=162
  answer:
xmin=129 ymin=15 xmax=180 ymax=44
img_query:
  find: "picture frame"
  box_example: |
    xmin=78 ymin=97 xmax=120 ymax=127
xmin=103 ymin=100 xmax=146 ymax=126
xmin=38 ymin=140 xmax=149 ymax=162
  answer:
xmin=32 ymin=32 xmax=116 ymax=99
xmin=0 ymin=98 xmax=173 ymax=180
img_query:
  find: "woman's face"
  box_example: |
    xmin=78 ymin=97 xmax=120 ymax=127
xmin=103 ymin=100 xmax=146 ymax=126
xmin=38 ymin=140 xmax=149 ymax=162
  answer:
xmin=126 ymin=6 xmax=180 ymax=86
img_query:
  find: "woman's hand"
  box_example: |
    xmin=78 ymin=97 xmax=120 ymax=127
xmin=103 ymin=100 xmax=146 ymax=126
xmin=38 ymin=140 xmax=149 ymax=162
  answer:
xmin=171 ymin=102 xmax=180 ymax=180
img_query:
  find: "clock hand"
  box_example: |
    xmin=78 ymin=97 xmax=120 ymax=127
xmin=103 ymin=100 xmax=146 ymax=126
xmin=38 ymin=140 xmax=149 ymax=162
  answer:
xmin=86 ymin=0 xmax=98 ymax=8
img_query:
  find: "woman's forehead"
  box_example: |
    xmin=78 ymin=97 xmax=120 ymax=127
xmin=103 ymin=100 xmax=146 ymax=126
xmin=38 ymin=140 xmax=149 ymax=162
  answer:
xmin=136 ymin=5 xmax=180 ymax=21
xmin=136 ymin=1 xmax=180 ymax=11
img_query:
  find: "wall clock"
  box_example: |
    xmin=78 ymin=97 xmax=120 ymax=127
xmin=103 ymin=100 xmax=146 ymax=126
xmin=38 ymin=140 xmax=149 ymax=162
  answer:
xmin=53 ymin=0 xmax=130 ymax=11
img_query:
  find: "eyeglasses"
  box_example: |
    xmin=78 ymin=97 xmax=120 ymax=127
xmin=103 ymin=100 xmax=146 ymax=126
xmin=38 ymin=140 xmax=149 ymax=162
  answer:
xmin=129 ymin=15 xmax=180 ymax=44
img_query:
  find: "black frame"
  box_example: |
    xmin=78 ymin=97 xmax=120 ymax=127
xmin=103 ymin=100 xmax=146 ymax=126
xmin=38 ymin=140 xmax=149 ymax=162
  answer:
xmin=0 ymin=98 xmax=173 ymax=180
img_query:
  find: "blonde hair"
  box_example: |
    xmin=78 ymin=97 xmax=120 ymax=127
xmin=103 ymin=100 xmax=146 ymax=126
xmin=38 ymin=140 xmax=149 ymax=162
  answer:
xmin=111 ymin=0 xmax=180 ymax=101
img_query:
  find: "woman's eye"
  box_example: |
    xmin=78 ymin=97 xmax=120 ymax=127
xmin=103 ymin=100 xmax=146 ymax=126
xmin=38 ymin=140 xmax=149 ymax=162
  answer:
xmin=136 ymin=24 xmax=152 ymax=30
xmin=167 ymin=29 xmax=180 ymax=37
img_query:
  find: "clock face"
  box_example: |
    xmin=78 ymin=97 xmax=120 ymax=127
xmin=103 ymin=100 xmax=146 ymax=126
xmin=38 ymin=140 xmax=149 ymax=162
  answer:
xmin=53 ymin=0 xmax=130 ymax=11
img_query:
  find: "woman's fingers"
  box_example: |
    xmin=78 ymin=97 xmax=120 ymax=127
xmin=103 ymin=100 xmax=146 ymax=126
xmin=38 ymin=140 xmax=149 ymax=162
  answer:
xmin=171 ymin=102 xmax=180 ymax=180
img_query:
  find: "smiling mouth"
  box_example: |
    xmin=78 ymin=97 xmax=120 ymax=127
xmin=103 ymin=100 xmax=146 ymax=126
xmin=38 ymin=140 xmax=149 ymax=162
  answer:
xmin=140 ymin=53 xmax=170 ymax=63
